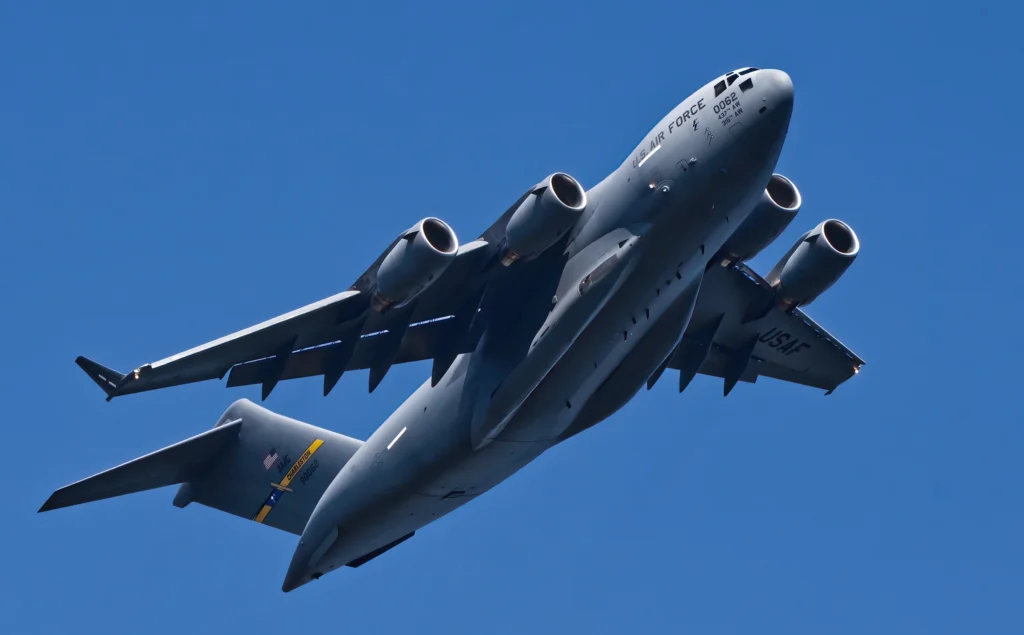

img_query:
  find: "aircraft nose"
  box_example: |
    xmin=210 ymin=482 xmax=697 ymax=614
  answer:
xmin=760 ymin=69 xmax=794 ymax=115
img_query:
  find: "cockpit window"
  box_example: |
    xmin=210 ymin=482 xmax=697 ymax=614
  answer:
xmin=739 ymin=67 xmax=758 ymax=75
xmin=714 ymin=80 xmax=727 ymax=96
xmin=739 ymin=78 xmax=753 ymax=91
xmin=727 ymin=73 xmax=739 ymax=85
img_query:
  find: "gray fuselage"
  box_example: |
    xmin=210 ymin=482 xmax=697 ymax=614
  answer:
xmin=283 ymin=69 xmax=796 ymax=590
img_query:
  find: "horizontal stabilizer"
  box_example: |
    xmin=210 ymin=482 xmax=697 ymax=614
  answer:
xmin=39 ymin=419 xmax=242 ymax=512
xmin=75 ymin=356 xmax=126 ymax=399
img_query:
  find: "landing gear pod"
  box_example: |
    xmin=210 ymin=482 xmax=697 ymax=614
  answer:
xmin=502 ymin=172 xmax=587 ymax=266
xmin=372 ymin=217 xmax=459 ymax=312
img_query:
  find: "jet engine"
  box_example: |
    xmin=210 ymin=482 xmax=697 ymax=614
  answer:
xmin=719 ymin=174 xmax=801 ymax=264
xmin=502 ymin=172 xmax=587 ymax=265
xmin=765 ymin=219 xmax=859 ymax=309
xmin=372 ymin=217 xmax=459 ymax=312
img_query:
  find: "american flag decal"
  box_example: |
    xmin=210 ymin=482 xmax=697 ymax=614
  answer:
xmin=262 ymin=448 xmax=279 ymax=470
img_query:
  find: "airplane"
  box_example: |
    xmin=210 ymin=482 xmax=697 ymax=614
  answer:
xmin=40 ymin=68 xmax=864 ymax=592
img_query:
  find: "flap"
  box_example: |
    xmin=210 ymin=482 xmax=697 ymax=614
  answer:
xmin=225 ymin=313 xmax=484 ymax=389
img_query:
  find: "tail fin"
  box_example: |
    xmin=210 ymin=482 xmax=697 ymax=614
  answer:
xmin=40 ymin=399 xmax=364 ymax=535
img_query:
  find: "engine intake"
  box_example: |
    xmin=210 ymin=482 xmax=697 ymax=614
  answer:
xmin=766 ymin=219 xmax=859 ymax=309
xmin=719 ymin=174 xmax=801 ymax=264
xmin=502 ymin=172 xmax=587 ymax=266
xmin=372 ymin=217 xmax=459 ymax=312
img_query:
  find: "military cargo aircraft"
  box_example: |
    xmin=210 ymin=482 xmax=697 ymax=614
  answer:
xmin=41 ymin=68 xmax=864 ymax=592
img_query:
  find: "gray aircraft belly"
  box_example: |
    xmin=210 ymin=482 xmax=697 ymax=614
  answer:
xmin=500 ymin=182 xmax=762 ymax=442
xmin=310 ymin=286 xmax=718 ymax=573
xmin=472 ymin=227 xmax=643 ymax=448
xmin=287 ymin=354 xmax=560 ymax=577
xmin=311 ymin=434 xmax=556 ymax=573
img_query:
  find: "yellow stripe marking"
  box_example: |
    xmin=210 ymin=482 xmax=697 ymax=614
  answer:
xmin=254 ymin=503 xmax=275 ymax=523
xmin=254 ymin=439 xmax=325 ymax=524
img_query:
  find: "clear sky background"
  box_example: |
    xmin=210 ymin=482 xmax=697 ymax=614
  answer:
xmin=2 ymin=2 xmax=1021 ymax=633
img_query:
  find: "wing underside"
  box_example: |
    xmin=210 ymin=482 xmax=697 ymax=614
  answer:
xmin=669 ymin=261 xmax=864 ymax=394
xmin=76 ymin=185 xmax=546 ymax=402
xmin=78 ymin=242 xmax=505 ymax=400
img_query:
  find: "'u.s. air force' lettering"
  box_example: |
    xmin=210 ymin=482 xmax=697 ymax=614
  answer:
xmin=632 ymin=98 xmax=707 ymax=168
xmin=253 ymin=439 xmax=325 ymax=524
xmin=758 ymin=328 xmax=811 ymax=356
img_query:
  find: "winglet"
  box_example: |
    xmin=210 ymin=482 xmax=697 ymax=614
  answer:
xmin=75 ymin=356 xmax=126 ymax=401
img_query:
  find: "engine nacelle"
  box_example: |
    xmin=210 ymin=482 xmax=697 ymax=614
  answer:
xmin=719 ymin=174 xmax=801 ymax=264
xmin=502 ymin=172 xmax=587 ymax=266
xmin=766 ymin=219 xmax=859 ymax=309
xmin=372 ymin=217 xmax=459 ymax=312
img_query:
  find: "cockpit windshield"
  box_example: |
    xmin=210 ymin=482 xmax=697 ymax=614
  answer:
xmin=718 ymin=69 xmax=759 ymax=95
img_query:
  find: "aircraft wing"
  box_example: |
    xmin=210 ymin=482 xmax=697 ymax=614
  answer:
xmin=78 ymin=193 xmax=534 ymax=401
xmin=668 ymin=261 xmax=864 ymax=395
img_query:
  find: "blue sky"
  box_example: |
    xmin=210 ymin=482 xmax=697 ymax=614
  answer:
xmin=2 ymin=1 xmax=1021 ymax=633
